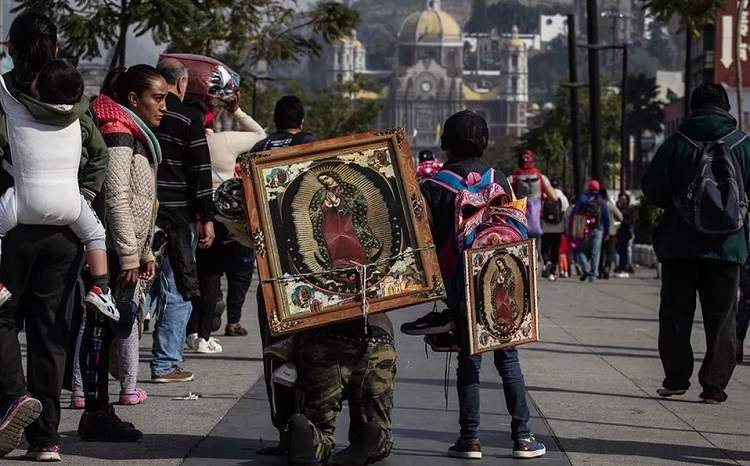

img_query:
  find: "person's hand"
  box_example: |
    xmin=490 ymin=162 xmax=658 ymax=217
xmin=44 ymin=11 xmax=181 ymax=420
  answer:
xmin=228 ymin=91 xmax=241 ymax=114
xmin=139 ymin=261 xmax=155 ymax=281
xmin=199 ymin=220 xmax=215 ymax=249
xmin=120 ymin=267 xmax=140 ymax=285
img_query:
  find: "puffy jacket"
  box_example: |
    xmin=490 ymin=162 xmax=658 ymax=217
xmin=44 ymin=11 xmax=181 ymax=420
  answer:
xmin=92 ymin=95 xmax=160 ymax=271
xmin=642 ymin=106 xmax=750 ymax=265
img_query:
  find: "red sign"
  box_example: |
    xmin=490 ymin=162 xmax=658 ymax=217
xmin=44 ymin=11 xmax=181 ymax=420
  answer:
xmin=715 ymin=0 xmax=750 ymax=87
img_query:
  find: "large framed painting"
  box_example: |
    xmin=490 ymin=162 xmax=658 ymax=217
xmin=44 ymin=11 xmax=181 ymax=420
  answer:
xmin=464 ymin=239 xmax=539 ymax=354
xmin=238 ymin=128 xmax=445 ymax=336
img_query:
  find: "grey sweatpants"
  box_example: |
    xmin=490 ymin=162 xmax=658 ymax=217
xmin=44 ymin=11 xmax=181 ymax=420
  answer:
xmin=72 ymin=316 xmax=140 ymax=394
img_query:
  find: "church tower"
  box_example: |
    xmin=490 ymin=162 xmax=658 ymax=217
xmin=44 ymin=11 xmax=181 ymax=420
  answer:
xmin=500 ymin=25 xmax=529 ymax=137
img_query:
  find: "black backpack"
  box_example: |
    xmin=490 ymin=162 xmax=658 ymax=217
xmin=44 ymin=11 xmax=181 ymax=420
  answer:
xmin=542 ymin=198 xmax=563 ymax=224
xmin=585 ymin=196 xmax=603 ymax=228
xmin=673 ymin=129 xmax=748 ymax=236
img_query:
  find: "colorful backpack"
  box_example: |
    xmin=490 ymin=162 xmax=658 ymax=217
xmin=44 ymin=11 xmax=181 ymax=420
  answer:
xmin=512 ymin=170 xmax=545 ymax=236
xmin=429 ymin=169 xmax=529 ymax=309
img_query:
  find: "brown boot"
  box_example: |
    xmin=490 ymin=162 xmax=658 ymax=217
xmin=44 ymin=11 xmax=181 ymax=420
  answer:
xmin=224 ymin=323 xmax=248 ymax=336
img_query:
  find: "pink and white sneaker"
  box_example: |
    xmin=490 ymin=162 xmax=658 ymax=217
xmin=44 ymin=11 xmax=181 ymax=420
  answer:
xmin=0 ymin=283 xmax=11 ymax=308
xmin=84 ymin=286 xmax=119 ymax=321
xmin=69 ymin=392 xmax=84 ymax=410
xmin=118 ymin=388 xmax=147 ymax=406
xmin=25 ymin=444 xmax=61 ymax=462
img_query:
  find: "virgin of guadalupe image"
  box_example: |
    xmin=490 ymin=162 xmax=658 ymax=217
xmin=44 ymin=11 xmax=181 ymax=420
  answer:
xmin=309 ymin=172 xmax=383 ymax=284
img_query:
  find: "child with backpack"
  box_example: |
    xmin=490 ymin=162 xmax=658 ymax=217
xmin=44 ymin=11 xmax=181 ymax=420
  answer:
xmin=400 ymin=110 xmax=546 ymax=460
xmin=568 ymin=180 xmax=610 ymax=283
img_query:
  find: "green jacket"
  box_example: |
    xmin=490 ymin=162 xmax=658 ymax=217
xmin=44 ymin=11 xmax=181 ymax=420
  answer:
xmin=0 ymin=92 xmax=109 ymax=201
xmin=642 ymin=106 xmax=750 ymax=265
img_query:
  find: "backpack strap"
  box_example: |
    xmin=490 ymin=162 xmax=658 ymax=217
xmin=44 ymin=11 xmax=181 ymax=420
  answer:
xmin=429 ymin=168 xmax=495 ymax=194
xmin=675 ymin=131 xmax=699 ymax=148
xmin=721 ymin=129 xmax=748 ymax=149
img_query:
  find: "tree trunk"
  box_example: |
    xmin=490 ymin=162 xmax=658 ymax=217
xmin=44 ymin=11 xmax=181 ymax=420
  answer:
xmin=737 ymin=0 xmax=745 ymax=130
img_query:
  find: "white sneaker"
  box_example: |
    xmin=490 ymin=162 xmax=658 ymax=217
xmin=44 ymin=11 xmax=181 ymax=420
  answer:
xmin=186 ymin=333 xmax=199 ymax=350
xmin=196 ymin=337 xmax=223 ymax=354
xmin=615 ymin=272 xmax=630 ymax=278
xmin=84 ymin=286 xmax=119 ymax=321
xmin=548 ymin=274 xmax=556 ymax=281
xmin=0 ymin=282 xmax=11 ymax=307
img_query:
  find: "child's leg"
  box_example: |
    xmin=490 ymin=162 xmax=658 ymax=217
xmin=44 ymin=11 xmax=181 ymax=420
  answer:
xmin=117 ymin=318 xmax=146 ymax=404
xmin=71 ymin=197 xmax=119 ymax=320
xmin=69 ymin=197 xmax=108 ymax=289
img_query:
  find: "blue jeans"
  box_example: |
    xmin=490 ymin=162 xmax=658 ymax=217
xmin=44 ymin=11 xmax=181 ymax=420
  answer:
xmin=576 ymin=228 xmax=604 ymax=279
xmin=149 ymin=225 xmax=197 ymax=376
xmin=455 ymin=317 xmax=531 ymax=442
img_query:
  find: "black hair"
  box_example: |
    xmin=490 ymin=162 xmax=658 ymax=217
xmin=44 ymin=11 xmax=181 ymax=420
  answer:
xmin=690 ymin=83 xmax=730 ymax=112
xmin=35 ymin=59 xmax=83 ymax=105
xmin=551 ymin=179 xmax=561 ymax=189
xmin=440 ymin=110 xmax=489 ymax=160
xmin=100 ymin=65 xmax=163 ymax=106
xmin=618 ymin=192 xmax=630 ymax=204
xmin=274 ymin=95 xmax=305 ymax=130
xmin=183 ymin=96 xmax=210 ymax=118
xmin=8 ymin=12 xmax=58 ymax=91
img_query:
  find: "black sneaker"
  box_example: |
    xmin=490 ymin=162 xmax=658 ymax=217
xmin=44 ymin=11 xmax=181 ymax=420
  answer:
xmin=447 ymin=439 xmax=482 ymax=459
xmin=424 ymin=333 xmax=460 ymax=352
xmin=78 ymin=405 xmax=142 ymax=442
xmin=401 ymin=309 xmax=454 ymax=335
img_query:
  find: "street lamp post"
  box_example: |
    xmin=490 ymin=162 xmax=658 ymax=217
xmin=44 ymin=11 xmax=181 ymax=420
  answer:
xmin=620 ymin=43 xmax=629 ymax=192
xmin=248 ymin=73 xmax=275 ymax=119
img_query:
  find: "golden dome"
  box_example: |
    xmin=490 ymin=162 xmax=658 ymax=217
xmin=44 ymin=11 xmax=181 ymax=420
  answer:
xmin=398 ymin=9 xmax=462 ymax=43
xmin=508 ymin=25 xmax=524 ymax=48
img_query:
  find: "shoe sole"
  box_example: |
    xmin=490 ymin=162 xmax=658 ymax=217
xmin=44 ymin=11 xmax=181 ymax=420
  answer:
xmin=400 ymin=322 xmax=453 ymax=336
xmin=85 ymin=298 xmax=120 ymax=322
xmin=150 ymin=376 xmax=194 ymax=383
xmin=0 ymin=397 xmax=42 ymax=457
xmin=657 ymin=389 xmax=686 ymax=397
xmin=513 ymin=447 xmax=546 ymax=459
xmin=34 ymin=451 xmax=61 ymax=461
xmin=447 ymin=450 xmax=482 ymax=459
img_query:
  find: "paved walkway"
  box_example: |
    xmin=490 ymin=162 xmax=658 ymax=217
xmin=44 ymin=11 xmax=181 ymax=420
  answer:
xmin=7 ymin=271 xmax=750 ymax=465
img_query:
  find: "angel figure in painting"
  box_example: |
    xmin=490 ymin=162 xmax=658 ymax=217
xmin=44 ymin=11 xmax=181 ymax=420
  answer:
xmin=309 ymin=171 xmax=383 ymax=283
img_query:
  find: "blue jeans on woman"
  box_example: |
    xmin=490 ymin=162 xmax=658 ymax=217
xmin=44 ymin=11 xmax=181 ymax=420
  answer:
xmin=455 ymin=317 xmax=531 ymax=442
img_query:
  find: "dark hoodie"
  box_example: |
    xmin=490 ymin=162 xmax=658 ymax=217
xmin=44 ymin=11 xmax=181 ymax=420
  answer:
xmin=0 ymin=71 xmax=109 ymax=202
xmin=642 ymin=106 xmax=750 ymax=265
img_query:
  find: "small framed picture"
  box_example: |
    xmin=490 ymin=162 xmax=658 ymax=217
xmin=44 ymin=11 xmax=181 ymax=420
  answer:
xmin=238 ymin=128 xmax=445 ymax=336
xmin=464 ymin=239 xmax=539 ymax=354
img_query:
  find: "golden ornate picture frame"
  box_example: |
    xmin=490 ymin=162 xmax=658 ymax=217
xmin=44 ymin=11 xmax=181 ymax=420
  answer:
xmin=464 ymin=239 xmax=539 ymax=354
xmin=238 ymin=128 xmax=445 ymax=336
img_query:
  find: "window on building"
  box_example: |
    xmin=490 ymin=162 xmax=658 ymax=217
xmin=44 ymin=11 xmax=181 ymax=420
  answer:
xmin=448 ymin=50 xmax=456 ymax=67
xmin=511 ymin=54 xmax=518 ymax=68
xmin=511 ymin=76 xmax=518 ymax=94
xmin=337 ymin=74 xmax=343 ymax=83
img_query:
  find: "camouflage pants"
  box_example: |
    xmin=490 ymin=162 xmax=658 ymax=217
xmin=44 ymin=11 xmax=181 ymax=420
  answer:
xmin=294 ymin=333 xmax=396 ymax=463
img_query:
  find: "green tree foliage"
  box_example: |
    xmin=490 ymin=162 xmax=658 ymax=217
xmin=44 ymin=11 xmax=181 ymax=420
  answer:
xmin=518 ymin=85 xmax=622 ymax=190
xmin=13 ymin=0 xmax=196 ymax=69
xmin=13 ymin=0 xmax=359 ymax=71
xmin=297 ymin=76 xmax=384 ymax=141
xmin=643 ymin=0 xmax=725 ymax=37
xmin=465 ymin=0 xmax=491 ymax=34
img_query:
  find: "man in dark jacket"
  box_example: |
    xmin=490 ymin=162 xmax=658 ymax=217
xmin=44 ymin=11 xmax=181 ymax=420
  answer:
xmin=642 ymin=83 xmax=750 ymax=404
xmin=149 ymin=58 xmax=216 ymax=382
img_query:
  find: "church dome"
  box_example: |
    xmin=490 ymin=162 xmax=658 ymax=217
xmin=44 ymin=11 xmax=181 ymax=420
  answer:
xmin=398 ymin=5 xmax=461 ymax=43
